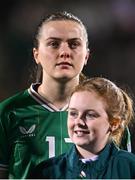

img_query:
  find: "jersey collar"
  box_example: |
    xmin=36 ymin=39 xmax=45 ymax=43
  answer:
xmin=28 ymin=83 xmax=68 ymax=112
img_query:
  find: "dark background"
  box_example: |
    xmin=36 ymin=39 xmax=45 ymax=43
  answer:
xmin=0 ymin=0 xmax=135 ymax=151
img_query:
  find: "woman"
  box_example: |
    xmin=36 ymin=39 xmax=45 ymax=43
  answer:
xmin=31 ymin=77 xmax=135 ymax=179
xmin=0 ymin=11 xmax=89 ymax=179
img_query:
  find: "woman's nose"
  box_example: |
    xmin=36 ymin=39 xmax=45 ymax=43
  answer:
xmin=59 ymin=43 xmax=70 ymax=58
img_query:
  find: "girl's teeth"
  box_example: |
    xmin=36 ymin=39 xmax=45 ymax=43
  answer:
xmin=76 ymin=131 xmax=83 ymax=137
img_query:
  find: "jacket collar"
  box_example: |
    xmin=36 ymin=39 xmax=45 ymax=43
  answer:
xmin=67 ymin=142 xmax=119 ymax=178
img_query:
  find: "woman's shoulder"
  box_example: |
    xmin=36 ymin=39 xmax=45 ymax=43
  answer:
xmin=0 ymin=87 xmax=35 ymax=115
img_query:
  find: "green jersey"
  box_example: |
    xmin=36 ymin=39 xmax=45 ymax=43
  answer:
xmin=0 ymin=84 xmax=72 ymax=179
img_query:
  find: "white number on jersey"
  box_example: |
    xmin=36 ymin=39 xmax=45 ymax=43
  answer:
xmin=45 ymin=136 xmax=72 ymax=158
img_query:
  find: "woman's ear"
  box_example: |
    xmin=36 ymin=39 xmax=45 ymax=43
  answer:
xmin=84 ymin=49 xmax=90 ymax=65
xmin=33 ymin=48 xmax=39 ymax=64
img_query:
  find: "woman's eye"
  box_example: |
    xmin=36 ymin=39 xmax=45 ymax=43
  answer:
xmin=49 ymin=41 xmax=60 ymax=48
xmin=69 ymin=41 xmax=80 ymax=49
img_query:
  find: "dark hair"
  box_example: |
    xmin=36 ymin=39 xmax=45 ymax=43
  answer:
xmin=31 ymin=11 xmax=89 ymax=83
xmin=33 ymin=11 xmax=88 ymax=49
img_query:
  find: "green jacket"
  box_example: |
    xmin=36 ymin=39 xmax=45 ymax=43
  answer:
xmin=31 ymin=142 xmax=135 ymax=179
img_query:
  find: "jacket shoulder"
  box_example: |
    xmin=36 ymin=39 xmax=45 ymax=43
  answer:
xmin=30 ymin=153 xmax=67 ymax=178
xmin=116 ymin=150 xmax=135 ymax=163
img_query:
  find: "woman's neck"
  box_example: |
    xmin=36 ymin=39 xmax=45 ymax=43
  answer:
xmin=38 ymin=77 xmax=79 ymax=109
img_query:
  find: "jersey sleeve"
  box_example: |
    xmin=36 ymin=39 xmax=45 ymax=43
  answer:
xmin=0 ymin=105 xmax=9 ymax=171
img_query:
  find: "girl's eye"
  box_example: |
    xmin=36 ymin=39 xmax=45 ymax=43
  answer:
xmin=69 ymin=111 xmax=78 ymax=118
xmin=86 ymin=113 xmax=99 ymax=120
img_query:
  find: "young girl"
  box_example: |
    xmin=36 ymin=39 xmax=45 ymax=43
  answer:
xmin=31 ymin=77 xmax=135 ymax=179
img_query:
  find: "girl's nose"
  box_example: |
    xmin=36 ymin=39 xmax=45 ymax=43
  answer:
xmin=75 ymin=117 xmax=86 ymax=126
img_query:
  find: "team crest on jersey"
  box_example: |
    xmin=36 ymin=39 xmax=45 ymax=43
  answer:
xmin=19 ymin=124 xmax=36 ymax=138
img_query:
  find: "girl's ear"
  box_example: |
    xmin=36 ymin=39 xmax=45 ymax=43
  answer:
xmin=110 ymin=118 xmax=121 ymax=132
xmin=33 ymin=48 xmax=39 ymax=64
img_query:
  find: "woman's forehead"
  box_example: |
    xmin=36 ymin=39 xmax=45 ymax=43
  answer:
xmin=39 ymin=20 xmax=86 ymax=40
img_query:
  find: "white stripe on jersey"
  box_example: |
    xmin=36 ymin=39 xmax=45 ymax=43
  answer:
xmin=28 ymin=83 xmax=68 ymax=112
